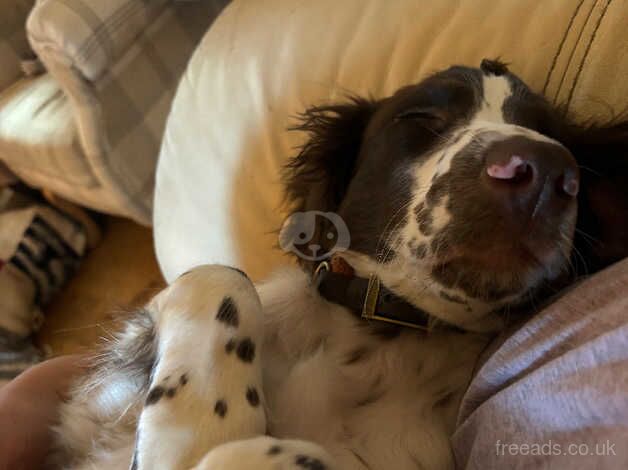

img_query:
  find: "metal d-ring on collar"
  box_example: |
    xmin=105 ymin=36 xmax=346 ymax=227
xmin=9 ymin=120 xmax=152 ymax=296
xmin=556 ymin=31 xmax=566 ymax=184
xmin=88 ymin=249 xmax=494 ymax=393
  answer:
xmin=313 ymin=260 xmax=330 ymax=281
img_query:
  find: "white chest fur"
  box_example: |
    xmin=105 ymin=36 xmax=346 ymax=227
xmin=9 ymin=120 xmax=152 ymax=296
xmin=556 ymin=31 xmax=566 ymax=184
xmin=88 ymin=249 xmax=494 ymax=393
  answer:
xmin=258 ymin=268 xmax=490 ymax=470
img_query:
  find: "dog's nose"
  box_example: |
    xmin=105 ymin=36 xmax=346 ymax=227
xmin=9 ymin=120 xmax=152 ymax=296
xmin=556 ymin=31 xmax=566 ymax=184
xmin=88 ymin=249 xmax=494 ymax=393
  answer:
xmin=483 ymin=135 xmax=579 ymax=218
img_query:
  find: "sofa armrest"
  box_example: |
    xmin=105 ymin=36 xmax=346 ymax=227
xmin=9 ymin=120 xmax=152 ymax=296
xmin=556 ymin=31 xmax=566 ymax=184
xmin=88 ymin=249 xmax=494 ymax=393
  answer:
xmin=26 ymin=0 xmax=170 ymax=82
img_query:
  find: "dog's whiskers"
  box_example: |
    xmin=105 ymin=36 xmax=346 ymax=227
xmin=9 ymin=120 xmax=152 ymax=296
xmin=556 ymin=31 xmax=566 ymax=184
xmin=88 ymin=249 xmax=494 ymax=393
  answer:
xmin=374 ymin=199 xmax=414 ymax=264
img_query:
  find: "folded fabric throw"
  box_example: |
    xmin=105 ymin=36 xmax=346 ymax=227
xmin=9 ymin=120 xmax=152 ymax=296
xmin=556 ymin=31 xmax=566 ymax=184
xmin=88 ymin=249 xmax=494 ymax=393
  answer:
xmin=0 ymin=190 xmax=86 ymax=386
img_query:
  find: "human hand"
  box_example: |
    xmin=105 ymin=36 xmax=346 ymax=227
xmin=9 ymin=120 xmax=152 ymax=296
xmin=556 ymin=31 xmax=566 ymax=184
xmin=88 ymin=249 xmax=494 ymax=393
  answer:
xmin=0 ymin=355 xmax=86 ymax=470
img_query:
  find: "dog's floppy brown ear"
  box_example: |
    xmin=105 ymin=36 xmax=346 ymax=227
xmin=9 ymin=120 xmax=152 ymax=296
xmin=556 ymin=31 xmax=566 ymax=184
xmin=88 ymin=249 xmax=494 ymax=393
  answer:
xmin=284 ymin=97 xmax=377 ymax=215
xmin=561 ymin=119 xmax=628 ymax=273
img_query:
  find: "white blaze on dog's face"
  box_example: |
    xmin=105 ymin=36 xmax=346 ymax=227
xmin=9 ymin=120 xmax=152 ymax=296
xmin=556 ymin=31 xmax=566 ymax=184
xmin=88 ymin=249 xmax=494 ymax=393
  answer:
xmin=287 ymin=60 xmax=581 ymax=331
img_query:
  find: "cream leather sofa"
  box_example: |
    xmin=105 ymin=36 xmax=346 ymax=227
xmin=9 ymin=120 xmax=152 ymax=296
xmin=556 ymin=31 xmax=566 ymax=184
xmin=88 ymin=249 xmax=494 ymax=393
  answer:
xmin=0 ymin=0 xmax=228 ymax=225
xmin=154 ymin=2 xmax=628 ymax=467
xmin=154 ymin=0 xmax=628 ymax=283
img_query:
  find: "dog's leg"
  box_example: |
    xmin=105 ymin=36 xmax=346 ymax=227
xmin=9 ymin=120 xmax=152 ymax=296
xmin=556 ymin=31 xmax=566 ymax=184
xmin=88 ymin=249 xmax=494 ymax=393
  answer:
xmin=51 ymin=309 xmax=156 ymax=468
xmin=192 ymin=436 xmax=336 ymax=470
xmin=133 ymin=265 xmax=266 ymax=470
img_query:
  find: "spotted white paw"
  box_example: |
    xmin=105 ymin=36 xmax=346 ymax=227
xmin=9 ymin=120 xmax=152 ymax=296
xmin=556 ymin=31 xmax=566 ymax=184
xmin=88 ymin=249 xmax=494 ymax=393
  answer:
xmin=192 ymin=436 xmax=335 ymax=470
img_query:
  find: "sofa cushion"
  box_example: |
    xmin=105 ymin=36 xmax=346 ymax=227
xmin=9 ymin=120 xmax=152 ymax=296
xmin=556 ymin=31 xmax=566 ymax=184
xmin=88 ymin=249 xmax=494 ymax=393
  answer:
xmin=24 ymin=0 xmax=228 ymax=224
xmin=26 ymin=0 xmax=169 ymax=83
xmin=154 ymin=0 xmax=628 ymax=283
xmin=0 ymin=74 xmax=97 ymax=187
xmin=92 ymin=1 xmax=228 ymax=223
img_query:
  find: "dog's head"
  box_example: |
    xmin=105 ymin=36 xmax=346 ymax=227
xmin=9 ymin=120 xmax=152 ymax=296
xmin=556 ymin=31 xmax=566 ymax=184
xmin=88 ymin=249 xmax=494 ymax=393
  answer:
xmin=285 ymin=59 xmax=628 ymax=330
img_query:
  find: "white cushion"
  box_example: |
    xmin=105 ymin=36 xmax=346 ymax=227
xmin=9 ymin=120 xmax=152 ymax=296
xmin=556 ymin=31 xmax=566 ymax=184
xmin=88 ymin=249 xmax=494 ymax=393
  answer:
xmin=154 ymin=0 xmax=628 ymax=283
xmin=0 ymin=74 xmax=96 ymax=187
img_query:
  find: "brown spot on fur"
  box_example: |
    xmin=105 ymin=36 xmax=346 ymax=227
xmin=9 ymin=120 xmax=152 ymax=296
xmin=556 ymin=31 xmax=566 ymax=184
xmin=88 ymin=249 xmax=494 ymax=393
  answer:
xmin=414 ymin=203 xmax=434 ymax=235
xmin=426 ymin=172 xmax=449 ymax=207
xmin=214 ymin=399 xmax=227 ymax=418
xmin=295 ymin=455 xmax=327 ymax=470
xmin=145 ymin=386 xmax=165 ymax=406
xmin=267 ymin=445 xmax=282 ymax=455
xmin=216 ymin=297 xmax=239 ymax=327
xmin=246 ymin=386 xmax=260 ymax=407
xmin=236 ymin=338 xmax=256 ymax=363
xmin=413 ymin=242 xmax=428 ymax=259
xmin=379 ymin=246 xmax=397 ymax=263
xmin=225 ymin=338 xmax=237 ymax=354
xmin=430 ymin=233 xmax=450 ymax=257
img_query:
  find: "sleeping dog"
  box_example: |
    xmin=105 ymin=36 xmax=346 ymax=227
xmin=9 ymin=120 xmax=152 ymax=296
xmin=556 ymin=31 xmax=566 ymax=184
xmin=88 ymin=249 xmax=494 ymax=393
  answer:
xmin=52 ymin=60 xmax=628 ymax=469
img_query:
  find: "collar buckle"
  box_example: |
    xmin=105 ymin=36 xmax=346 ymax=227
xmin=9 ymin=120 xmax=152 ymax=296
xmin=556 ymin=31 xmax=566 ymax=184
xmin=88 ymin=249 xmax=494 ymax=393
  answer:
xmin=362 ymin=273 xmax=429 ymax=331
xmin=316 ymin=257 xmax=434 ymax=331
xmin=361 ymin=274 xmax=381 ymax=321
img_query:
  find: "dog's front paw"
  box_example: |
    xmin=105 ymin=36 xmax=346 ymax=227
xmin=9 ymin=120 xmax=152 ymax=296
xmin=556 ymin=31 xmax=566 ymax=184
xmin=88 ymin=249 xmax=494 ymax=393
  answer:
xmin=134 ymin=264 xmax=267 ymax=469
xmin=192 ymin=436 xmax=335 ymax=470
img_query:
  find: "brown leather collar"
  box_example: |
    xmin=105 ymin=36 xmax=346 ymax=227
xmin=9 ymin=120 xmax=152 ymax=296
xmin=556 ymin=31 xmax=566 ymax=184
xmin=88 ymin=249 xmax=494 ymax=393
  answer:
xmin=315 ymin=256 xmax=439 ymax=331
